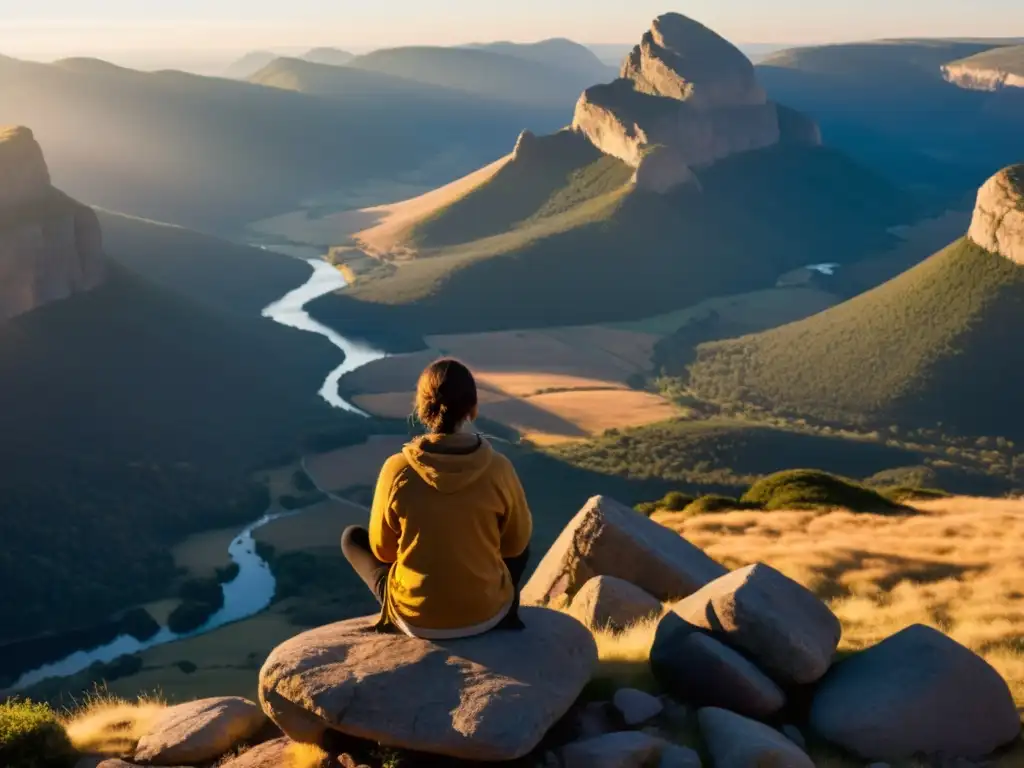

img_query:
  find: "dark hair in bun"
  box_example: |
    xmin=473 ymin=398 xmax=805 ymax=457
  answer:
xmin=415 ymin=358 xmax=478 ymax=434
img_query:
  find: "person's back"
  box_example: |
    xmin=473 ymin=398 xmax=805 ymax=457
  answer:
xmin=341 ymin=358 xmax=533 ymax=638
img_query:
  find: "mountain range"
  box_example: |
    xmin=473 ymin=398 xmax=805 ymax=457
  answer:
xmin=0 ymin=54 xmax=567 ymax=232
xmin=311 ymin=13 xmax=917 ymax=334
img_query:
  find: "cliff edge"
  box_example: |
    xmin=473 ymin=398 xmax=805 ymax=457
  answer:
xmin=967 ymin=164 xmax=1024 ymax=265
xmin=0 ymin=126 xmax=105 ymax=321
xmin=943 ymin=45 xmax=1024 ymax=92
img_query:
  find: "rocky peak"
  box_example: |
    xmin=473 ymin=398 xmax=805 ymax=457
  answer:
xmin=0 ymin=125 xmax=105 ymax=321
xmin=621 ymin=13 xmax=766 ymax=109
xmin=571 ymin=13 xmax=818 ymax=194
xmin=0 ymin=126 xmax=51 ymax=209
xmin=968 ymin=165 xmax=1024 ymax=265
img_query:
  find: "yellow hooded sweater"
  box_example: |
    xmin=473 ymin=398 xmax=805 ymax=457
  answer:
xmin=369 ymin=433 xmax=533 ymax=635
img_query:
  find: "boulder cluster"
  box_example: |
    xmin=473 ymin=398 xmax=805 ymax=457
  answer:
xmin=0 ymin=126 xmax=105 ymax=321
xmin=571 ymin=14 xmax=821 ymax=193
xmin=74 ymin=496 xmax=1020 ymax=768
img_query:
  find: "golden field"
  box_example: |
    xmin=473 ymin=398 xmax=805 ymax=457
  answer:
xmin=646 ymin=496 xmax=1024 ymax=709
xmin=342 ymin=325 xmax=671 ymax=444
xmin=303 ymin=434 xmax=406 ymax=492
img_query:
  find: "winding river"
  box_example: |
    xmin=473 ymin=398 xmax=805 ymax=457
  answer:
xmin=11 ymin=259 xmax=386 ymax=691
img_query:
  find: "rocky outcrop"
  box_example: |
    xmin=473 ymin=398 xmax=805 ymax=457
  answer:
xmin=0 ymin=126 xmax=105 ymax=321
xmin=258 ymin=608 xmax=597 ymax=761
xmin=571 ymin=14 xmax=819 ymax=193
xmin=698 ymin=708 xmax=814 ymax=768
xmin=661 ymin=563 xmax=841 ymax=686
xmin=133 ymin=697 xmax=267 ymax=765
xmin=943 ymin=63 xmax=1024 ymax=92
xmin=521 ymin=495 xmax=727 ymax=608
xmin=651 ymin=616 xmax=786 ymax=718
xmin=967 ymin=164 xmax=1024 ymax=264
xmin=567 ymin=575 xmax=663 ymax=632
xmin=0 ymin=126 xmax=51 ymax=209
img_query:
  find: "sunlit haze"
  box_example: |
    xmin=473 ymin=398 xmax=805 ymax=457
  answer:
xmin=3 ymin=0 xmax=1024 ymax=71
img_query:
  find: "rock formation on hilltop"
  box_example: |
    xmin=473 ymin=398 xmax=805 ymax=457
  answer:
xmin=943 ymin=45 xmax=1024 ymax=92
xmin=968 ymin=164 xmax=1024 ymax=264
xmin=572 ymin=13 xmax=821 ymax=192
xmin=0 ymin=126 xmax=105 ymax=321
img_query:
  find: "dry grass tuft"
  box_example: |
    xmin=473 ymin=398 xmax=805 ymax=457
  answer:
xmin=61 ymin=690 xmax=167 ymax=757
xmin=287 ymin=741 xmax=332 ymax=768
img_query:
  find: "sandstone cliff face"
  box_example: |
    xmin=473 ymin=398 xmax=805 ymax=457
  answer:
xmin=571 ymin=13 xmax=819 ymax=193
xmin=0 ymin=127 xmax=105 ymax=321
xmin=943 ymin=64 xmax=1024 ymax=92
xmin=968 ymin=165 xmax=1024 ymax=265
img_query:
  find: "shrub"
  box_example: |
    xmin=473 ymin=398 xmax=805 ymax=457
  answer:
xmin=91 ymin=654 xmax=143 ymax=683
xmin=741 ymin=469 xmax=905 ymax=513
xmin=635 ymin=490 xmax=695 ymax=516
xmin=682 ymin=495 xmax=757 ymax=515
xmin=178 ymin=577 xmax=223 ymax=604
xmin=215 ymin=563 xmax=241 ymax=584
xmin=0 ymin=700 xmax=75 ymax=768
xmin=659 ymin=491 xmax=694 ymax=511
xmin=167 ymin=600 xmax=219 ymax=635
xmin=117 ymin=608 xmax=159 ymax=642
xmin=174 ymin=660 xmax=198 ymax=675
xmin=279 ymin=492 xmax=327 ymax=510
xmin=882 ymin=486 xmax=952 ymax=503
xmin=292 ymin=469 xmax=317 ymax=493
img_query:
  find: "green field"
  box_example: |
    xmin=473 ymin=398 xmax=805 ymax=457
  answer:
xmin=315 ymin=142 xmax=915 ymax=334
xmin=546 ymin=418 xmax=921 ymax=490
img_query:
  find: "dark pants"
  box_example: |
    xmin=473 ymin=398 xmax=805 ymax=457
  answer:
xmin=340 ymin=525 xmax=530 ymax=631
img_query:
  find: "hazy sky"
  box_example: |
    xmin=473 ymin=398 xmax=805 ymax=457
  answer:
xmin=3 ymin=0 xmax=1024 ymax=59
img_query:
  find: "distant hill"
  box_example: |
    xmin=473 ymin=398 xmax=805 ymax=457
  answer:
xmin=757 ymin=39 xmax=1024 ymax=205
xmin=301 ymin=47 xmax=355 ymax=67
xmin=248 ymin=57 xmax=473 ymax=104
xmin=466 ymin=38 xmax=614 ymax=81
xmin=97 ymin=210 xmax=317 ymax=315
xmin=0 ymin=54 xmax=566 ymax=231
xmin=684 ymin=167 xmax=1024 ymax=439
xmin=944 ymin=45 xmax=1024 ymax=90
xmin=223 ymin=50 xmax=279 ymax=79
xmin=347 ymin=45 xmax=595 ymax=106
xmin=312 ymin=14 xmax=914 ymax=334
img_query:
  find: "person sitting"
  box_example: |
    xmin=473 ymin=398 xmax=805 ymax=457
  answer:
xmin=341 ymin=358 xmax=533 ymax=638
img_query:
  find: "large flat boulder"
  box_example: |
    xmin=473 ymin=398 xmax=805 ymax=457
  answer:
xmin=810 ymin=624 xmax=1021 ymax=759
xmin=651 ymin=615 xmax=785 ymax=718
xmin=568 ymin=575 xmax=663 ymax=632
xmin=522 ymin=495 xmax=726 ymax=608
xmin=666 ymin=563 xmax=840 ymax=685
xmin=259 ymin=607 xmax=597 ymax=761
xmin=699 ymin=707 xmax=813 ymax=768
xmin=133 ymin=697 xmax=266 ymax=766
